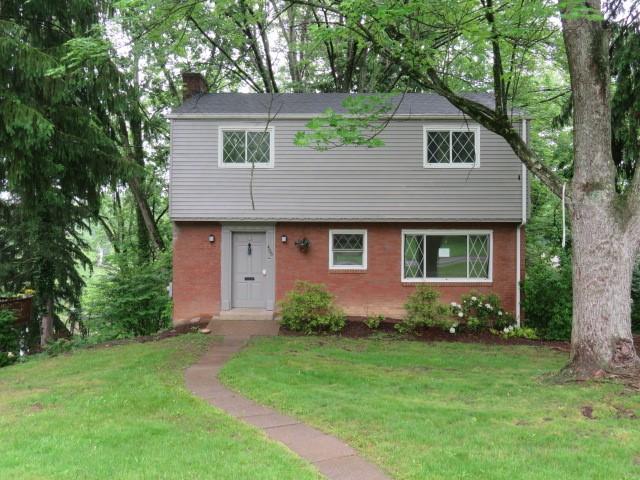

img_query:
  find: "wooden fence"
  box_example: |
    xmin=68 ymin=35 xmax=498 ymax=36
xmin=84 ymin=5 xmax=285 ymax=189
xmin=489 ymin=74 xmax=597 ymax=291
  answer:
xmin=0 ymin=296 xmax=33 ymax=326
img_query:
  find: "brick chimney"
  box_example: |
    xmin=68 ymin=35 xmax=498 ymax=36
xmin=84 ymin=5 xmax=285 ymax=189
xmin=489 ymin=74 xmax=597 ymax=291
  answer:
xmin=182 ymin=72 xmax=208 ymax=100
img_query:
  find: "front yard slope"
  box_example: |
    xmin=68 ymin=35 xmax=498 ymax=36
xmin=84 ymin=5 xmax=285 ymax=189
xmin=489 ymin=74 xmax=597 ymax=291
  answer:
xmin=220 ymin=337 xmax=640 ymax=480
xmin=0 ymin=335 xmax=320 ymax=480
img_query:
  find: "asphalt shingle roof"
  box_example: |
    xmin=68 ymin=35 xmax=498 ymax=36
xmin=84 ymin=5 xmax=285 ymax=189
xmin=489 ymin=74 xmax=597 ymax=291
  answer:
xmin=172 ymin=92 xmax=523 ymax=116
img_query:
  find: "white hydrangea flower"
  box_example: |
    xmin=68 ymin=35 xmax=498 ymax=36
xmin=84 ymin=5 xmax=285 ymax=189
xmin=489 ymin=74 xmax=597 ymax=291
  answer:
xmin=471 ymin=296 xmax=477 ymax=301
xmin=503 ymin=327 xmax=509 ymax=333
xmin=449 ymin=327 xmax=456 ymax=334
xmin=498 ymin=311 xmax=503 ymax=316
xmin=458 ymin=312 xmax=464 ymax=318
xmin=485 ymin=303 xmax=492 ymax=309
xmin=7 ymin=352 xmax=14 ymax=358
xmin=550 ymin=255 xmax=561 ymax=268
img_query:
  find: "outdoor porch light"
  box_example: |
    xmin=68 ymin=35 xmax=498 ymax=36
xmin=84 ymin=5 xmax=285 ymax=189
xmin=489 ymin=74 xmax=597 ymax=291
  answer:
xmin=208 ymin=234 xmax=216 ymax=243
xmin=281 ymin=234 xmax=288 ymax=243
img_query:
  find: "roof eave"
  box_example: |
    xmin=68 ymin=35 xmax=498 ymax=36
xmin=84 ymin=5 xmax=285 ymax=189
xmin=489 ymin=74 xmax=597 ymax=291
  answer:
xmin=166 ymin=112 xmax=531 ymax=120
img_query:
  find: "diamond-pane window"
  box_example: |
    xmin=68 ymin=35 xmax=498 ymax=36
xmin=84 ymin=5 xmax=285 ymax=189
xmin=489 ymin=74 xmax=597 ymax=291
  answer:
xmin=425 ymin=128 xmax=477 ymax=166
xmin=452 ymin=131 xmax=475 ymax=163
xmin=221 ymin=129 xmax=273 ymax=166
xmin=330 ymin=230 xmax=366 ymax=269
xmin=222 ymin=131 xmax=246 ymax=164
xmin=404 ymin=235 xmax=424 ymax=278
xmin=427 ymin=131 xmax=450 ymax=163
xmin=247 ymin=131 xmax=270 ymax=163
xmin=403 ymin=232 xmax=490 ymax=280
xmin=468 ymin=234 xmax=489 ymax=278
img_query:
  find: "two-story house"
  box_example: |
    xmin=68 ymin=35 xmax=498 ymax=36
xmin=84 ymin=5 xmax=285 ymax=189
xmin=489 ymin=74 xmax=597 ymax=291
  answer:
xmin=169 ymin=74 xmax=528 ymax=329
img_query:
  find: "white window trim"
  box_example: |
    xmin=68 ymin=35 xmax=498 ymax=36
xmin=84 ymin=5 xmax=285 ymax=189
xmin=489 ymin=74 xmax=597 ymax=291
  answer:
xmin=423 ymin=124 xmax=481 ymax=169
xmin=329 ymin=229 xmax=367 ymax=270
xmin=401 ymin=229 xmax=493 ymax=283
xmin=218 ymin=125 xmax=275 ymax=168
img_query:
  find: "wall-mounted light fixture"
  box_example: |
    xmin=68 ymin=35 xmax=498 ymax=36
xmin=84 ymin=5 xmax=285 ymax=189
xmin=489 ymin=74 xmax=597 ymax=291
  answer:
xmin=294 ymin=237 xmax=310 ymax=252
xmin=281 ymin=234 xmax=288 ymax=243
xmin=208 ymin=234 xmax=216 ymax=244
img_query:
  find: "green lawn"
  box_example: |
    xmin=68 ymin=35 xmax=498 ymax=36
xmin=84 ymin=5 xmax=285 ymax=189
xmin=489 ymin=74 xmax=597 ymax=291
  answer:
xmin=0 ymin=335 xmax=319 ymax=480
xmin=220 ymin=336 xmax=640 ymax=480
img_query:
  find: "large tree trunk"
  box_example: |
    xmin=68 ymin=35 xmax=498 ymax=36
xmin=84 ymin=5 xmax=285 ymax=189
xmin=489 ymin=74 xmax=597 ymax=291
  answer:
xmin=40 ymin=297 xmax=54 ymax=348
xmin=562 ymin=0 xmax=640 ymax=377
xmin=569 ymin=205 xmax=638 ymax=376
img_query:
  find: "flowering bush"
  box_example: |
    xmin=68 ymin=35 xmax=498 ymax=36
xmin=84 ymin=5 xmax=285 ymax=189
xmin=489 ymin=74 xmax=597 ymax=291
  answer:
xmin=450 ymin=292 xmax=514 ymax=331
xmin=491 ymin=325 xmax=539 ymax=340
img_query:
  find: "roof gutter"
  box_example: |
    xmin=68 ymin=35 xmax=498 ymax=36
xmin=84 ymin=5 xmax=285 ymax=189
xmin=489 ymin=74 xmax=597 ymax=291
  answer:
xmin=166 ymin=112 xmax=532 ymax=120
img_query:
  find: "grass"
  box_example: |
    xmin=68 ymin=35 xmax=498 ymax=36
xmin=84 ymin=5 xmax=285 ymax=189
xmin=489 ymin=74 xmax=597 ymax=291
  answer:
xmin=0 ymin=335 xmax=320 ymax=480
xmin=220 ymin=336 xmax=640 ymax=480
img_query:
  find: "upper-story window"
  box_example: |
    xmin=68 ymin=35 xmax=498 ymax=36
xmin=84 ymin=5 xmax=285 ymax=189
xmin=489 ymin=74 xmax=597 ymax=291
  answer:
xmin=423 ymin=125 xmax=480 ymax=168
xmin=219 ymin=127 xmax=274 ymax=168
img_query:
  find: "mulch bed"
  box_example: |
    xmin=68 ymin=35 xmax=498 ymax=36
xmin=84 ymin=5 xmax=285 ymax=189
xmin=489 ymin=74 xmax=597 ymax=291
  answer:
xmin=280 ymin=319 xmax=572 ymax=352
xmin=86 ymin=322 xmax=208 ymax=350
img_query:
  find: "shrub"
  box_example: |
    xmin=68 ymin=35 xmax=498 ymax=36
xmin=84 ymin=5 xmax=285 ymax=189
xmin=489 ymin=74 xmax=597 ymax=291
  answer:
xmin=451 ymin=292 xmax=515 ymax=331
xmin=279 ymin=281 xmax=346 ymax=334
xmin=396 ymin=285 xmax=452 ymax=334
xmin=522 ymin=251 xmax=572 ymax=340
xmin=0 ymin=309 xmax=19 ymax=367
xmin=45 ymin=338 xmax=74 ymax=357
xmin=364 ymin=314 xmax=384 ymax=330
xmin=84 ymin=252 xmax=172 ymax=338
xmin=491 ymin=326 xmax=539 ymax=340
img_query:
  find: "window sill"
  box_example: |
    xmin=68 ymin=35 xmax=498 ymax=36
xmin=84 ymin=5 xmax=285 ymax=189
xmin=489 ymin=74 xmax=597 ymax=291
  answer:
xmin=218 ymin=163 xmax=274 ymax=169
xmin=423 ymin=163 xmax=478 ymax=169
xmin=329 ymin=269 xmax=368 ymax=274
xmin=401 ymin=280 xmax=493 ymax=287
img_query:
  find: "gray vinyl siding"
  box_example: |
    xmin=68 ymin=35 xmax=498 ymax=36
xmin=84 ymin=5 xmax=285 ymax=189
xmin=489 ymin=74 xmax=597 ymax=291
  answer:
xmin=170 ymin=118 xmax=525 ymax=222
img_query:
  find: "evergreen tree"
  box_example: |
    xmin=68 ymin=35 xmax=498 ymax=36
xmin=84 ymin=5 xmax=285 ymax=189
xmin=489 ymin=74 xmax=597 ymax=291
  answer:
xmin=0 ymin=1 xmax=119 ymax=344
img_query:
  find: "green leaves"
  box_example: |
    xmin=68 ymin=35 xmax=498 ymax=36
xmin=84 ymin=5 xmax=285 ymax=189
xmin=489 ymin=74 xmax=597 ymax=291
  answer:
xmin=295 ymin=95 xmax=395 ymax=149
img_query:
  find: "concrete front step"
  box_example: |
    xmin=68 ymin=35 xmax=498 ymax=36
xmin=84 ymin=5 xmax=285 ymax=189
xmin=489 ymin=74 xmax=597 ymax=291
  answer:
xmin=207 ymin=319 xmax=280 ymax=336
xmin=218 ymin=308 xmax=274 ymax=321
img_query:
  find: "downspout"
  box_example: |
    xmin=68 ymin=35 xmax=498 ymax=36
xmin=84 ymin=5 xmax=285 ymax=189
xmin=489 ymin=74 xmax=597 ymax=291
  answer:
xmin=516 ymin=118 xmax=527 ymax=327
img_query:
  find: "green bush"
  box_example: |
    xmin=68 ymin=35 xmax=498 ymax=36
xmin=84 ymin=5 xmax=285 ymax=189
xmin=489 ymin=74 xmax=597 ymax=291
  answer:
xmin=364 ymin=314 xmax=384 ymax=330
xmin=490 ymin=326 xmax=539 ymax=340
xmin=522 ymin=251 xmax=572 ymax=340
xmin=451 ymin=291 xmax=515 ymax=331
xmin=279 ymin=281 xmax=346 ymax=334
xmin=0 ymin=309 xmax=19 ymax=367
xmin=45 ymin=338 xmax=74 ymax=357
xmin=84 ymin=252 xmax=172 ymax=337
xmin=396 ymin=285 xmax=452 ymax=334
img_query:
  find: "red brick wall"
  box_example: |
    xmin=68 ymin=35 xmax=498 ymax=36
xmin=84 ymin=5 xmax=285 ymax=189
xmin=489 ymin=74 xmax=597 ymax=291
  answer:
xmin=171 ymin=221 xmax=523 ymax=324
xmin=275 ymin=222 xmax=522 ymax=319
xmin=172 ymin=222 xmax=220 ymax=325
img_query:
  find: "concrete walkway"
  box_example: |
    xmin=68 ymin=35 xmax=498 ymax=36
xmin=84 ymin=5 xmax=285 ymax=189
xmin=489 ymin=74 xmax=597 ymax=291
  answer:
xmin=185 ymin=336 xmax=391 ymax=480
